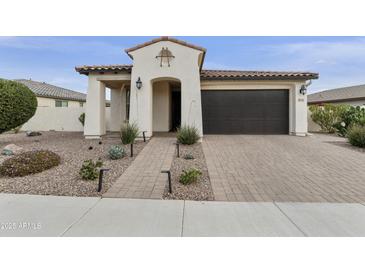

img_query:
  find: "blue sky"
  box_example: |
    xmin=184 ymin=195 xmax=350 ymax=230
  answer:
xmin=0 ymin=36 xmax=364 ymax=94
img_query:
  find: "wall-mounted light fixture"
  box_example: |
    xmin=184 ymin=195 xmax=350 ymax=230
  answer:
xmin=136 ymin=77 xmax=142 ymax=90
xmin=299 ymin=80 xmax=312 ymax=95
xmin=299 ymin=85 xmax=307 ymax=95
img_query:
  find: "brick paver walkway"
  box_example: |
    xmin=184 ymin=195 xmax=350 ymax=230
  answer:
xmin=104 ymin=137 xmax=175 ymax=199
xmin=203 ymin=134 xmax=365 ymax=203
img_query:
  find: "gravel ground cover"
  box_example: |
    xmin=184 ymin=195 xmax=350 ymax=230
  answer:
xmin=163 ymin=143 xmax=214 ymax=201
xmin=0 ymin=132 xmax=146 ymax=196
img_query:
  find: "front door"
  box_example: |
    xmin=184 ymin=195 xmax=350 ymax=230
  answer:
xmin=171 ymin=90 xmax=181 ymax=131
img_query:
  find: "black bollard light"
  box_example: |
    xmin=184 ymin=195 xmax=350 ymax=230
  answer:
xmin=142 ymin=131 xmax=147 ymax=142
xmin=161 ymin=170 xmax=172 ymax=194
xmin=130 ymin=143 xmax=134 ymax=157
xmin=175 ymin=142 xmax=180 ymax=158
xmin=98 ymin=168 xmax=110 ymax=192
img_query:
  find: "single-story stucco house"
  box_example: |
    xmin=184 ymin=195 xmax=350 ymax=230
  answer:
xmin=308 ymin=84 xmax=365 ymax=106
xmin=75 ymin=37 xmax=318 ymax=139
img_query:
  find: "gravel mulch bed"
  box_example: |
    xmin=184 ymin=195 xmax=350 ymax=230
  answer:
xmin=0 ymin=132 xmax=146 ymax=197
xmin=163 ymin=143 xmax=214 ymax=201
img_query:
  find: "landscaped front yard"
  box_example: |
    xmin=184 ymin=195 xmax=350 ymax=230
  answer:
xmin=163 ymin=142 xmax=214 ymax=201
xmin=0 ymin=132 xmax=146 ymax=196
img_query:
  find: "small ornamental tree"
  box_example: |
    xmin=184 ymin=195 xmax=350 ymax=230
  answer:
xmin=309 ymin=104 xmax=346 ymax=133
xmin=0 ymin=79 xmax=37 ymax=133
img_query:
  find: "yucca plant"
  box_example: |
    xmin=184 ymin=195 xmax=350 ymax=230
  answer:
xmin=177 ymin=125 xmax=200 ymax=145
xmin=121 ymin=122 xmax=139 ymax=145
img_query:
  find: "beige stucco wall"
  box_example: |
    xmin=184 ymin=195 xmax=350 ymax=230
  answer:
xmin=152 ymin=81 xmax=171 ymax=132
xmin=128 ymin=40 xmax=203 ymax=138
xmin=201 ymin=80 xmax=308 ymax=136
xmin=21 ymin=107 xmax=111 ymax=132
xmin=36 ymin=96 xmax=83 ymax=108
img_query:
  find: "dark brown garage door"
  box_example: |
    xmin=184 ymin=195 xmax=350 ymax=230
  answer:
xmin=201 ymin=90 xmax=289 ymax=134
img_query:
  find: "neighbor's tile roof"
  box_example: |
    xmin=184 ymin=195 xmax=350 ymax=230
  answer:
xmin=14 ymin=79 xmax=87 ymax=101
xmin=75 ymin=65 xmax=318 ymax=80
xmin=308 ymin=84 xmax=365 ymax=104
xmin=125 ymin=36 xmax=206 ymax=55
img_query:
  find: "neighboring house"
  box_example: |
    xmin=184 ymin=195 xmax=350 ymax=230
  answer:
xmin=14 ymin=79 xmax=87 ymax=108
xmin=75 ymin=36 xmax=318 ymax=139
xmin=308 ymin=84 xmax=365 ymax=106
xmin=12 ymin=79 xmax=110 ymax=132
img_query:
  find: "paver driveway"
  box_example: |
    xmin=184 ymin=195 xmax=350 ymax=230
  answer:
xmin=203 ymin=134 xmax=365 ymax=203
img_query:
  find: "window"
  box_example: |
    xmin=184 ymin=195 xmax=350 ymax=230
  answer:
xmin=55 ymin=100 xmax=68 ymax=107
xmin=79 ymin=102 xmax=84 ymax=107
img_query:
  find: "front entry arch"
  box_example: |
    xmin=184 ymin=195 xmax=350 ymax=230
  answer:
xmin=152 ymin=78 xmax=181 ymax=134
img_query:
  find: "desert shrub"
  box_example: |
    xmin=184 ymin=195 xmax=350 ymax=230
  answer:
xmin=179 ymin=168 xmax=202 ymax=185
xmin=79 ymin=113 xmax=85 ymax=126
xmin=309 ymin=104 xmax=346 ymax=133
xmin=177 ymin=125 xmax=200 ymax=145
xmin=0 ymin=150 xmax=60 ymax=177
xmin=183 ymin=153 xmax=194 ymax=160
xmin=347 ymin=125 xmax=365 ymax=148
xmin=121 ymin=122 xmax=139 ymax=145
xmin=108 ymin=145 xmax=126 ymax=160
xmin=79 ymin=159 xmax=103 ymax=180
xmin=333 ymin=106 xmax=365 ymax=137
xmin=0 ymin=79 xmax=37 ymax=134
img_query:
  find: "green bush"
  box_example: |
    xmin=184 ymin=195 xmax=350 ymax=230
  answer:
xmin=121 ymin=122 xmax=139 ymax=145
xmin=0 ymin=79 xmax=37 ymax=134
xmin=179 ymin=168 xmax=202 ymax=185
xmin=79 ymin=159 xmax=103 ymax=180
xmin=347 ymin=125 xmax=365 ymax=148
xmin=333 ymin=106 xmax=365 ymax=137
xmin=108 ymin=145 xmax=126 ymax=160
xmin=79 ymin=113 xmax=85 ymax=126
xmin=177 ymin=125 xmax=200 ymax=145
xmin=309 ymin=104 xmax=347 ymax=133
xmin=0 ymin=150 xmax=60 ymax=177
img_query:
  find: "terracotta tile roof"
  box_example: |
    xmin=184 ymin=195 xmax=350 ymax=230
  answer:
xmin=308 ymin=84 xmax=365 ymax=104
xmin=125 ymin=36 xmax=206 ymax=55
xmin=200 ymin=69 xmax=319 ymax=80
xmin=75 ymin=65 xmax=318 ymax=80
xmin=14 ymin=79 xmax=87 ymax=101
xmin=75 ymin=64 xmax=132 ymax=75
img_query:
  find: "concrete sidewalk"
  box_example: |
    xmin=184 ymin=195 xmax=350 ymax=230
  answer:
xmin=1 ymin=193 xmax=365 ymax=236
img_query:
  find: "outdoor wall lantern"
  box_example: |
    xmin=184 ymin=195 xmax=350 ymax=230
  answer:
xmin=299 ymin=84 xmax=307 ymax=95
xmin=136 ymin=77 xmax=142 ymax=90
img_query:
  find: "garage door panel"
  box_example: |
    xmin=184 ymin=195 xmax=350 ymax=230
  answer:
xmin=202 ymin=90 xmax=289 ymax=134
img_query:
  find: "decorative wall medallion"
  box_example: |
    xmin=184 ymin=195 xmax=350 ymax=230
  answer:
xmin=156 ymin=47 xmax=175 ymax=67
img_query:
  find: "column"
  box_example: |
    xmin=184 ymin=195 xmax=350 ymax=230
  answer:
xmin=84 ymin=76 xmax=106 ymax=139
xmin=181 ymin=76 xmax=203 ymax=137
xmin=292 ymin=83 xmax=308 ymax=136
xmin=110 ymin=86 xmax=124 ymax=131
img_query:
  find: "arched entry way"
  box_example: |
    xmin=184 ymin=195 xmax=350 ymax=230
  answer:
xmin=152 ymin=77 xmax=181 ymax=134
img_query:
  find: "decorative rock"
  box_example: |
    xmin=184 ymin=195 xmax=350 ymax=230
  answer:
xmin=26 ymin=131 xmax=42 ymax=137
xmin=2 ymin=144 xmax=23 ymax=156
